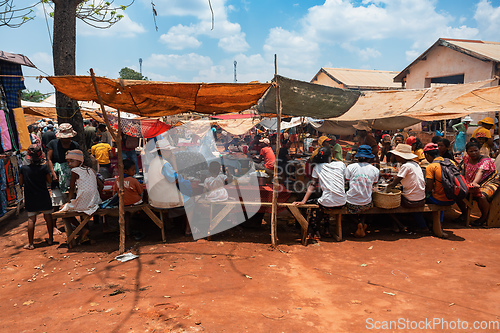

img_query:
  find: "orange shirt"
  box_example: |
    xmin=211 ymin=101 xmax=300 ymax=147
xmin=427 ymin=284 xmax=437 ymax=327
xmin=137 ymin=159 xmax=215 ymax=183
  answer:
xmin=260 ymin=146 xmax=276 ymax=170
xmin=113 ymin=176 xmax=143 ymax=206
xmin=426 ymin=157 xmax=456 ymax=202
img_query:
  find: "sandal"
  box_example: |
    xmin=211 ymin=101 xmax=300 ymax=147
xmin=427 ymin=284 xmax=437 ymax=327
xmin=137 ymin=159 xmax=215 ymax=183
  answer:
xmin=24 ymin=244 xmax=35 ymax=250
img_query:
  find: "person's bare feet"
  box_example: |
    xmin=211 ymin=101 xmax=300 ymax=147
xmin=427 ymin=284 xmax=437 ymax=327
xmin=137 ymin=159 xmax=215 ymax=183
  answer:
xmin=24 ymin=244 xmax=34 ymax=250
xmin=45 ymin=238 xmax=53 ymax=245
xmin=53 ymin=227 xmax=62 ymax=235
xmin=354 ymin=223 xmax=367 ymax=238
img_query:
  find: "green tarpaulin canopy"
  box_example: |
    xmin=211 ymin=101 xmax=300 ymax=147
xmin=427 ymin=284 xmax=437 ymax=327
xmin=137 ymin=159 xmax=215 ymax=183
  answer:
xmin=257 ymin=75 xmax=361 ymax=119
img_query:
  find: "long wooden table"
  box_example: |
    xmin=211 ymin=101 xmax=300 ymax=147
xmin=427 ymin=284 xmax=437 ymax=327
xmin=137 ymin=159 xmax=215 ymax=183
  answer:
xmin=52 ymin=203 xmax=165 ymax=248
xmin=198 ymin=200 xmax=453 ymax=245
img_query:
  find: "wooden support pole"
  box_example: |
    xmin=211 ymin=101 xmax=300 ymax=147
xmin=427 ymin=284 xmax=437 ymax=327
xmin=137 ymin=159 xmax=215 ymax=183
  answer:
xmin=270 ymin=54 xmax=281 ymax=247
xmin=89 ymin=68 xmax=126 ymax=254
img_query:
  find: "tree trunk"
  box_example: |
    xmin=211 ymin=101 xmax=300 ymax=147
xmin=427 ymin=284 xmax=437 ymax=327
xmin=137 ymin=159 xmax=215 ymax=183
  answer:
xmin=52 ymin=0 xmax=86 ymax=151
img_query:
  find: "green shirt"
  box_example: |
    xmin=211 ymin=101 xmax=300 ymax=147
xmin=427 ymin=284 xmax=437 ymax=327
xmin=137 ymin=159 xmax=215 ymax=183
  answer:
xmin=452 ymin=122 xmax=466 ymax=133
xmin=333 ymin=143 xmax=343 ymax=161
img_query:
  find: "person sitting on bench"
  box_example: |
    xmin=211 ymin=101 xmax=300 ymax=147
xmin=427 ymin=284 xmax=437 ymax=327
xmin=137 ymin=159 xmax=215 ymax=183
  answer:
xmin=345 ymin=145 xmax=379 ymax=238
xmin=423 ymin=143 xmax=456 ymax=226
xmin=386 ymin=144 xmax=428 ymax=232
xmin=293 ymin=146 xmax=346 ymax=240
xmin=59 ymin=150 xmax=103 ymax=244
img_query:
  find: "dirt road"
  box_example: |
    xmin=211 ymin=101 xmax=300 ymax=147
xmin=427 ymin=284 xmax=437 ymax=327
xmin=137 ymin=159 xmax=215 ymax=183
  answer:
xmin=1 ymin=211 xmax=499 ymax=332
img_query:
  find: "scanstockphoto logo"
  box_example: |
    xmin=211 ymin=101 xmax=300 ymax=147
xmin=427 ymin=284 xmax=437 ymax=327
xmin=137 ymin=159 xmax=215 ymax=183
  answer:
xmin=143 ymin=121 xmax=262 ymax=240
xmin=366 ymin=317 xmax=500 ymax=331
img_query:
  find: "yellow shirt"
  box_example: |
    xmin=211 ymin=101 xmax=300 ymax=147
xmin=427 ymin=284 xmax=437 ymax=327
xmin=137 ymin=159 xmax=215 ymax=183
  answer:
xmin=472 ymin=127 xmax=492 ymax=139
xmin=413 ymin=148 xmax=425 ymax=162
xmin=91 ymin=143 xmax=111 ymax=165
xmin=426 ymin=156 xmax=456 ymax=202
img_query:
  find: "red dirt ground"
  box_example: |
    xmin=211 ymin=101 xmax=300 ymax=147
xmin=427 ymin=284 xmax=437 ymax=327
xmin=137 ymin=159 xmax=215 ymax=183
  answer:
xmin=1 ymin=209 xmax=500 ymax=333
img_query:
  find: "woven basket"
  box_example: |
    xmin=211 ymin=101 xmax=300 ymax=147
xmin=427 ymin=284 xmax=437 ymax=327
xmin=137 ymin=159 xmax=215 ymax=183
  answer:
xmin=372 ymin=189 xmax=401 ymax=209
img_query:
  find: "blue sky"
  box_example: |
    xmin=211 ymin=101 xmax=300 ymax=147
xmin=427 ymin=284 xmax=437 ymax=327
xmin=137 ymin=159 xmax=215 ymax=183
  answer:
xmin=3 ymin=0 xmax=500 ymax=94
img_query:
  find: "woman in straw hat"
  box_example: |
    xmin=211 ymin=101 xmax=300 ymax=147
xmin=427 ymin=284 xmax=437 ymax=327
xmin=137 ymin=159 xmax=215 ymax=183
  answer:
xmin=386 ymin=144 xmax=429 ymax=232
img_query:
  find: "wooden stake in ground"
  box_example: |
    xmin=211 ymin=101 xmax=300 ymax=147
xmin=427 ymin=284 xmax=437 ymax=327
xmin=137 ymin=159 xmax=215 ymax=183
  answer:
xmin=90 ymin=69 xmax=126 ymax=254
xmin=270 ymin=54 xmax=282 ymax=247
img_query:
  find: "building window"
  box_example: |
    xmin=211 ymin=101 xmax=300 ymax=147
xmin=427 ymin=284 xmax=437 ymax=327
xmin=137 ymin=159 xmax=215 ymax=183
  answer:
xmin=425 ymin=74 xmax=465 ymax=87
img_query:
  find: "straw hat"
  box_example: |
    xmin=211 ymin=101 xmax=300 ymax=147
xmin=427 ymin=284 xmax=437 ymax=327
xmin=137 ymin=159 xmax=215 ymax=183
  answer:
xmin=56 ymin=123 xmax=77 ymax=139
xmin=353 ymin=120 xmax=371 ymax=131
xmin=479 ymin=117 xmax=495 ymax=126
xmin=462 ymin=116 xmax=473 ymax=122
xmin=389 ymin=144 xmax=417 ymax=160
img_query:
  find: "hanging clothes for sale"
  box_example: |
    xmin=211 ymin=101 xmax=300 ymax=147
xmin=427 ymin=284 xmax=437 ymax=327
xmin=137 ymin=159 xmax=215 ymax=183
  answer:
xmin=1 ymin=60 xmax=28 ymax=151
xmin=0 ymin=111 xmax=12 ymax=151
xmin=13 ymin=108 xmax=31 ymax=151
xmin=0 ymin=158 xmax=6 ymax=216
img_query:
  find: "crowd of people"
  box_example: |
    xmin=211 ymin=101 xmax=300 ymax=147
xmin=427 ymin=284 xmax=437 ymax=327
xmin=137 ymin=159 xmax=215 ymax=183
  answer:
xmin=263 ymin=116 xmax=500 ymax=240
xmin=21 ymin=120 xmax=144 ymax=249
xmin=19 ymin=114 xmax=499 ymax=248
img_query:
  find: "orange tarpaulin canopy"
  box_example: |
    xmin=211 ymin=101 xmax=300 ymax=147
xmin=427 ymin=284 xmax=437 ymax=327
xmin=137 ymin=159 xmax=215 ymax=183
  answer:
xmin=45 ymin=76 xmax=272 ymax=117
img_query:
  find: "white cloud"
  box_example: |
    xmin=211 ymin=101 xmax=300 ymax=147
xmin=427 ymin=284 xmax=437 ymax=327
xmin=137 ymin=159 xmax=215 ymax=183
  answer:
xmin=218 ymin=33 xmax=249 ymax=52
xmin=275 ymin=0 xmax=479 ymax=64
xmin=474 ymin=0 xmax=500 ymax=41
xmin=78 ymin=14 xmax=146 ymax=37
xmin=147 ymin=53 xmax=213 ymax=71
xmin=30 ymin=52 xmax=53 ymax=69
xmin=154 ymin=0 xmax=249 ymax=53
xmin=160 ymin=25 xmax=202 ymax=50
xmin=264 ymin=27 xmax=319 ymax=68
xmin=194 ymin=65 xmax=232 ymax=82
xmin=341 ymin=43 xmax=381 ymax=61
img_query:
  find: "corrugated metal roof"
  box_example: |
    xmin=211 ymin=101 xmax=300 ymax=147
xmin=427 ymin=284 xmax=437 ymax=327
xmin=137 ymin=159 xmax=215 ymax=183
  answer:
xmin=321 ymin=68 xmax=402 ymax=89
xmin=395 ymin=38 xmax=500 ymax=82
xmin=442 ymin=39 xmax=500 ymax=63
xmin=0 ymin=50 xmax=35 ymax=67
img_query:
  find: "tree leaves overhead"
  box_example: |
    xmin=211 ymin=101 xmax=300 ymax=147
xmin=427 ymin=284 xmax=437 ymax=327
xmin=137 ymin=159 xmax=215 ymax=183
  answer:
xmin=0 ymin=0 xmax=133 ymax=29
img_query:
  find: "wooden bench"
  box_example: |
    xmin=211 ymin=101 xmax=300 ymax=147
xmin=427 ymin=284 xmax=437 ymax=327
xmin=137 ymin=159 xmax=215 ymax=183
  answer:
xmin=198 ymin=200 xmax=452 ymax=246
xmin=52 ymin=203 xmax=165 ymax=248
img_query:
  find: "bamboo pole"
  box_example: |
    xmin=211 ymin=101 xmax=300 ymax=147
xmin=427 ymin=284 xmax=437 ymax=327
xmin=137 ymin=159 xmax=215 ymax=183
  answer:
xmin=89 ymin=69 xmax=126 ymax=254
xmin=270 ymin=54 xmax=281 ymax=247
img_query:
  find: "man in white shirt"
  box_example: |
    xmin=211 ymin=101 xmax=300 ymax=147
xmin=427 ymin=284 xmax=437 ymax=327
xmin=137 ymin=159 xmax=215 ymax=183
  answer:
xmin=293 ymin=146 xmax=346 ymax=240
xmin=345 ymin=145 xmax=379 ymax=237
xmin=386 ymin=144 xmax=428 ymax=232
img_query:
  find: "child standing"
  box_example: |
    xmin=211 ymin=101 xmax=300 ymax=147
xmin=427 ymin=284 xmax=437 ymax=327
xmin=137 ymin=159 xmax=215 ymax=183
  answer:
xmin=19 ymin=145 xmax=54 ymax=249
xmin=59 ymin=150 xmax=103 ymax=244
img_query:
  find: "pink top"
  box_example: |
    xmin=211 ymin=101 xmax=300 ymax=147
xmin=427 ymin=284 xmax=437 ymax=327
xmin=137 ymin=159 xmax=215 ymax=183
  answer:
xmin=463 ymin=154 xmax=496 ymax=184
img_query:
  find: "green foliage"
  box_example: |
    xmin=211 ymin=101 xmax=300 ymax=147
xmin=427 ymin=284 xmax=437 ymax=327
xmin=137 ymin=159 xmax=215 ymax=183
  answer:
xmin=119 ymin=67 xmax=148 ymax=80
xmin=21 ymin=90 xmax=50 ymax=102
